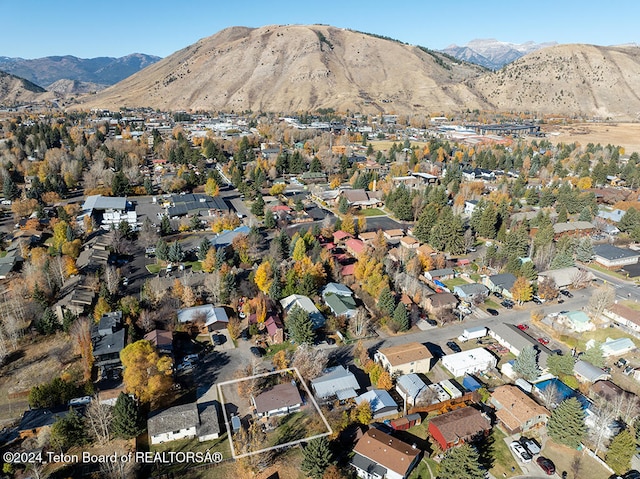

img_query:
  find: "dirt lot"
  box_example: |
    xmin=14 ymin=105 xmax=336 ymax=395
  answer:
xmin=541 ymin=122 xmax=640 ymax=154
xmin=542 ymin=441 xmax=611 ymax=479
xmin=0 ymin=334 xmax=80 ymax=426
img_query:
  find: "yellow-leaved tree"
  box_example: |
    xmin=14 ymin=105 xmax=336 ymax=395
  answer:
xmin=254 ymin=261 xmax=273 ymax=294
xmin=511 ymin=276 xmax=533 ymax=305
xmin=204 ymin=177 xmax=220 ymax=197
xmin=120 ymin=340 xmax=173 ymax=405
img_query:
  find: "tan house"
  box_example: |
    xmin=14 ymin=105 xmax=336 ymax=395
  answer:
xmin=374 ymin=342 xmax=432 ymax=375
xmin=604 ymin=303 xmax=640 ymax=333
xmin=351 ymin=428 xmax=422 ymax=479
xmin=490 ymin=385 xmax=549 ymax=434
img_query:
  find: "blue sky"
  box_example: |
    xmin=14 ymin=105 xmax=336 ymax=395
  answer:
xmin=3 ymin=1 xmax=639 ymax=58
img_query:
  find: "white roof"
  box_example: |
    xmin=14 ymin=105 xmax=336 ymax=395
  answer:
xmin=82 ymin=195 xmax=128 ymax=211
xmin=177 ymin=304 xmax=228 ymax=326
xmin=355 ymin=389 xmax=398 ymax=413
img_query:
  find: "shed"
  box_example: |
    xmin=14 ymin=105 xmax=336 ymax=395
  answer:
xmin=573 ymin=360 xmax=610 ymax=383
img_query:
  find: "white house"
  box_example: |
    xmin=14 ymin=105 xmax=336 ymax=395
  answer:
xmin=441 ymin=348 xmax=497 ymax=377
xmin=148 ymin=403 xmax=199 ymax=445
xmin=252 ymin=382 xmax=302 ymax=418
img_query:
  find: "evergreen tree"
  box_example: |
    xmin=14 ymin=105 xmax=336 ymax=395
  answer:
xmin=392 ymin=303 xmax=410 ymax=332
xmin=513 ymin=345 xmax=540 ymax=381
xmin=437 ymin=444 xmax=485 ymax=479
xmin=286 ymin=306 xmax=315 ymax=344
xmin=477 ymin=202 xmax=498 ymax=239
xmin=583 ymin=342 xmax=605 ymax=367
xmin=337 ymin=195 xmax=349 ymax=214
xmin=520 ymin=261 xmax=537 ymax=281
xmin=264 ymin=206 xmax=276 ymax=229
xmin=155 ymin=239 xmax=169 ymax=261
xmin=619 ymin=208 xmax=640 ymax=234
xmin=550 ymin=250 xmax=575 ymax=269
xmin=547 ymin=397 xmax=586 ymax=448
xmin=547 ymin=353 xmax=576 ymax=376
xmin=377 ymin=287 xmax=396 ymax=316
xmin=575 ymin=237 xmax=594 ymax=263
xmin=251 ymin=195 xmax=266 ymax=217
xmin=413 ymin=205 xmax=439 ymax=244
xmin=50 ymin=408 xmax=87 ymax=451
xmin=37 ymin=307 xmax=61 ymax=335
xmin=557 ymin=205 xmax=568 ymax=223
xmin=301 ymin=437 xmax=334 ymax=479
xmin=111 ymin=171 xmax=130 ymax=196
xmin=168 ymin=241 xmax=184 ymax=263
xmin=111 ymin=392 xmax=145 ymax=439
xmin=578 ymin=206 xmax=593 ymax=222
xmin=430 ymin=207 xmax=464 ymax=254
xmin=3 ymin=175 xmax=19 ymax=200
xmin=606 ymin=429 xmax=636 ymax=475
xmin=160 ymin=215 xmax=172 ymax=235
xmin=197 ymin=237 xmax=211 ymax=261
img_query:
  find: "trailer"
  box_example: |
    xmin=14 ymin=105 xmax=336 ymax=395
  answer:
xmin=440 ymin=379 xmax=463 ymax=399
xmin=457 ymin=326 xmax=488 ymax=343
xmin=390 ymin=413 xmax=422 ymax=431
xmin=462 ymin=374 xmax=482 ymax=392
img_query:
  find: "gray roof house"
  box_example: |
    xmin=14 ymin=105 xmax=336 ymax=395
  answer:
xmin=593 ymin=244 xmax=640 ymax=268
xmin=453 ymin=283 xmax=489 ymax=301
xmin=322 ymin=282 xmax=353 ymax=297
xmin=252 ymin=382 xmax=303 ymax=418
xmin=573 ymin=360 xmax=611 ymax=383
xmin=483 ymin=273 xmax=517 ymax=296
xmin=396 ymin=374 xmax=428 ymax=407
xmin=280 ymin=294 xmax=326 ymax=329
xmin=355 ymin=389 xmax=398 ymax=419
xmin=177 ymin=304 xmax=229 ymax=331
xmin=310 ymin=365 xmax=360 ymax=400
xmin=148 ymin=403 xmax=199 ymax=445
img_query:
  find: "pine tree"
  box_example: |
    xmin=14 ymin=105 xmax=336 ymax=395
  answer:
xmin=437 ymin=444 xmax=485 ymax=479
xmin=547 ymin=397 xmax=586 ymax=448
xmin=575 ymin=237 xmax=594 ymax=263
xmin=251 ymin=195 xmax=265 ymax=217
xmin=377 ymin=287 xmax=396 ymax=316
xmin=50 ymin=408 xmax=87 ymax=451
xmin=168 ymin=241 xmax=184 ymax=262
xmin=583 ymin=342 xmax=605 ymax=367
xmin=578 ymin=206 xmax=593 ymax=222
xmin=606 ymin=429 xmax=636 ymax=475
xmin=413 ymin=205 xmax=439 ymax=243
xmin=301 ymin=437 xmax=334 ymax=479
xmin=197 ymin=237 xmax=210 ymax=261
xmin=392 ymin=303 xmax=410 ymax=332
xmin=3 ymin=175 xmax=19 ymax=200
xmin=513 ymin=345 xmax=540 ymax=381
xmin=155 ymin=239 xmax=169 ymax=261
xmin=286 ymin=306 xmax=315 ymax=344
xmin=550 ymin=250 xmax=575 ymax=269
xmin=619 ymin=208 xmax=640 ymax=233
xmin=520 ymin=261 xmax=537 ymax=281
xmin=160 ymin=215 xmax=172 ymax=235
xmin=547 ymin=353 xmax=576 ymax=376
xmin=477 ymin=202 xmax=498 ymax=239
xmin=337 ymin=195 xmax=349 ymax=214
xmin=264 ymin=206 xmax=276 ymax=229
xmin=111 ymin=392 xmax=145 ymax=439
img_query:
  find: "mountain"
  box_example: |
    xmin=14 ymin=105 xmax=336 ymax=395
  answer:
xmin=0 ymin=53 xmax=161 ymax=87
xmin=471 ymin=43 xmax=640 ymax=120
xmin=0 ymin=70 xmax=49 ymax=105
xmin=46 ymin=79 xmax=107 ymax=96
xmin=77 ymin=25 xmax=489 ymax=114
xmin=442 ymin=39 xmax=558 ymax=70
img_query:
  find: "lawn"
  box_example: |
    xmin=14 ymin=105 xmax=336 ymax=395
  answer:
xmin=488 ymin=428 xmax=522 ymax=478
xmin=146 ymin=263 xmax=161 ymax=274
xmin=443 ymin=277 xmax=468 ymax=289
xmin=357 ymin=207 xmax=386 ymax=217
xmin=265 ymin=410 xmax=328 ymax=448
xmin=559 ymin=326 xmax=638 ymax=350
xmin=542 ymin=441 xmax=611 ymax=479
xmin=622 ymin=300 xmax=640 ymax=311
xmin=184 ymin=260 xmax=203 ymax=272
xmin=264 ymin=341 xmax=295 ymax=358
xmin=409 ymin=457 xmax=438 ymax=479
xmin=484 ymin=299 xmax=501 ymax=310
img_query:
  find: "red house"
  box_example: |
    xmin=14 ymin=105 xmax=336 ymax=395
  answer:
xmin=428 ymin=407 xmax=491 ymax=451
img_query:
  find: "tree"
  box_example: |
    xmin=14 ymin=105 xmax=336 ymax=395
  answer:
xmin=377 ymin=287 xmax=396 ymax=316
xmin=547 ymin=353 xmax=575 ymax=376
xmin=513 ymin=345 xmax=540 ymax=381
xmin=254 ymin=261 xmax=274 ymax=294
xmin=160 ymin=215 xmax=172 ymax=235
xmin=575 ymin=237 xmax=594 ymax=263
xmin=619 ymin=207 xmax=640 ymax=233
xmin=547 ymin=397 xmax=586 ymax=448
xmin=70 ymin=317 xmax=93 ymax=381
xmin=85 ymin=398 xmax=113 ymax=445
xmin=111 ymin=392 xmax=145 ymax=439
xmin=197 ymin=236 xmax=211 ymax=261
xmin=286 ymin=305 xmax=315 ymax=345
xmin=588 ymin=286 xmax=615 ymax=318
xmin=351 ymin=400 xmax=372 ymax=425
xmin=301 ymin=437 xmax=334 ymax=479
xmin=251 ymin=195 xmax=265 ymax=217
xmin=93 ymin=296 xmax=111 ymax=321
xmin=511 ymin=277 xmax=533 ymax=305
xmin=392 ymin=303 xmax=410 ymax=332
xmin=540 ymin=382 xmax=560 ymax=409
xmin=292 ymin=344 xmax=328 ymax=381
xmin=437 ymin=444 xmax=485 ymax=479
xmin=50 ymin=408 xmax=87 ymax=451
xmin=583 ymin=342 xmax=605 ymax=367
xmin=120 ymin=340 xmax=173 ymax=405
xmin=337 ymin=195 xmax=349 ymax=214
xmin=377 ymin=370 xmax=393 ymax=390
xmin=607 ymin=429 xmax=636 ymax=475
xmin=413 ymin=205 xmax=438 ymax=243
xmin=37 ymin=307 xmax=60 ymax=335
xmin=3 ymin=175 xmax=19 ymax=200
xmin=168 ymin=241 xmax=184 ymax=263
xmin=111 ymin=171 xmax=130 ymax=196
xmin=204 ymin=177 xmax=220 ymax=197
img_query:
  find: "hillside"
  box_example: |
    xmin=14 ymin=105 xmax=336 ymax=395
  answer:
xmin=0 ymin=53 xmax=161 ymax=87
xmin=471 ymin=43 xmax=640 ymax=120
xmin=0 ymin=70 xmax=49 ymax=105
xmin=76 ymin=25 xmax=489 ymax=114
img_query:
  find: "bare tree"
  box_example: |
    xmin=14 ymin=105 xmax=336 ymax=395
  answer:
xmin=142 ymin=276 xmax=167 ymax=305
xmin=137 ymin=309 xmax=155 ymax=333
xmin=98 ymin=446 xmax=138 ymax=479
xmin=70 ymin=317 xmax=93 ymax=381
xmin=349 ymin=307 xmax=371 ymax=338
xmin=85 ymin=398 xmax=113 ymax=444
xmin=588 ymin=397 xmax=617 ymax=455
xmin=292 ymin=344 xmax=328 ymax=382
xmin=610 ymin=393 xmax=640 ymax=425
xmin=104 ymin=265 xmax=121 ymax=296
xmin=540 ymin=382 xmax=560 ymax=409
xmin=571 ymin=454 xmax=582 ymax=479
xmin=588 ymin=286 xmax=615 ymax=318
xmin=570 ymin=269 xmax=591 ymax=289
xmin=203 ymin=271 xmax=222 ymax=304
xmin=533 ymin=242 xmax=556 ymax=271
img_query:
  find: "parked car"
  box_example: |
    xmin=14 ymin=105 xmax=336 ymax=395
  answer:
xmin=250 ymin=346 xmax=265 ymax=358
xmin=560 ymin=290 xmax=574 ymax=298
xmin=501 ymin=300 xmax=514 ymax=309
xmin=536 ymin=456 xmax=556 ymax=475
xmin=624 ymin=365 xmax=634 ymax=376
xmin=493 ymin=291 xmax=503 ymax=299
xmin=509 ymin=441 xmax=532 ymax=463
xmin=487 ymin=308 xmax=499 ymax=316
xmin=616 ymin=358 xmax=629 ymax=368
xmin=519 ymin=437 xmax=541 ymax=456
xmin=537 ymin=337 xmax=550 ymax=345
xmin=532 ymin=297 xmax=543 ymax=304
xmin=517 ymin=324 xmax=529 ymax=331
xmin=446 ymin=341 xmax=462 ymax=353
xmin=624 ymin=471 xmax=640 ymax=479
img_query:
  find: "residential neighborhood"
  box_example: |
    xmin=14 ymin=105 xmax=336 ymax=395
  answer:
xmin=1 ymin=108 xmax=640 ymax=479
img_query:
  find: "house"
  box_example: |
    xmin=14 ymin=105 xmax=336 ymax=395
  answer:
xmin=590 ymin=380 xmax=626 ymax=402
xmin=92 ymin=312 xmax=126 ymax=370
xmin=144 ymin=329 xmax=173 ymax=356
xmin=396 ymin=374 xmax=428 ymax=407
xmin=598 ymin=337 xmax=636 ymax=357
xmin=177 ymin=304 xmax=229 ymax=335
xmin=490 ymin=385 xmax=549 ymax=434
xmin=593 ymin=244 xmax=640 ymax=269
xmin=573 ymin=360 xmax=611 ymax=383
xmin=428 ymin=407 xmax=491 ymax=451
xmin=333 ymin=230 xmax=353 ymax=244
xmin=383 ymin=229 xmax=405 ymax=244
xmin=400 ymin=236 xmax=420 ymax=249
xmin=167 ymin=193 xmax=231 ymax=217
xmin=489 ymin=323 xmax=552 ymax=369
xmin=340 ymin=189 xmax=383 ymax=209
xmin=351 ymin=428 xmax=422 ymax=479
xmin=18 ymin=407 xmax=78 ymax=439
xmin=0 ymin=250 xmax=22 ymax=279
xmin=324 ymin=293 xmax=357 ymax=318
xmin=345 ymin=238 xmax=366 ymax=257
xmin=197 ymin=401 xmax=221 ymax=442
xmin=322 ymin=282 xmax=354 ymax=298
xmin=464 ymin=200 xmax=478 ymax=216
xmin=148 ymin=403 xmax=199 ymax=445
xmin=80 ymin=195 xmax=136 ymax=231
xmin=557 ymin=311 xmax=594 ymax=332
xmin=355 ymin=389 xmax=399 ymax=419
xmin=252 ymin=382 xmax=302 ymax=418
xmin=424 ymin=293 xmax=458 ymax=315
xmin=208 ymin=225 xmax=251 ymax=249
xmin=453 ymin=283 xmax=489 ymax=302
xmin=483 ymin=273 xmax=517 ymax=298
xmin=375 ymin=342 xmax=433 ymax=375
xmin=310 ymin=365 xmax=360 ymax=401
xmin=552 ymin=221 xmax=595 ymax=238
xmin=264 ymin=315 xmax=284 ymax=344
xmin=280 ymin=294 xmax=326 ymax=329
xmin=441 ymin=348 xmax=497 ymax=377
xmin=423 ymin=268 xmax=455 ymax=282
xmin=538 ymin=266 xmax=594 ymax=289
xmin=358 ymin=231 xmax=378 ymax=244
xmin=604 ymin=303 xmax=640 ymax=333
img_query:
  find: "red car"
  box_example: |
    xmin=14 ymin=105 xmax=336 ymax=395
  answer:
xmin=517 ymin=324 xmax=529 ymax=331
xmin=536 ymin=456 xmax=555 ymax=475
xmin=537 ymin=337 xmax=550 ymax=345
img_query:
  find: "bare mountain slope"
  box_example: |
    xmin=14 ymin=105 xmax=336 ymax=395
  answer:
xmin=472 ymin=43 xmax=640 ymax=120
xmin=0 ymin=71 xmax=49 ymax=105
xmin=77 ymin=25 xmax=489 ymax=114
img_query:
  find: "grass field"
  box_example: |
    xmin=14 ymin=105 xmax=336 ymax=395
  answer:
xmin=146 ymin=263 xmax=161 ymax=274
xmin=541 ymin=441 xmax=611 ymax=479
xmin=443 ymin=278 xmax=469 ymax=289
xmin=357 ymin=208 xmax=386 ymax=217
xmin=488 ymin=428 xmax=522 ymax=478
